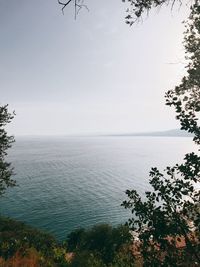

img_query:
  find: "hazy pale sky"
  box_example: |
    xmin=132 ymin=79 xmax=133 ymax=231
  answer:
xmin=0 ymin=0 xmax=190 ymax=135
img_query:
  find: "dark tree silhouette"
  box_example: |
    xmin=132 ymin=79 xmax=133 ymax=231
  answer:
xmin=0 ymin=105 xmax=16 ymax=196
xmin=122 ymin=2 xmax=200 ymax=266
xmin=122 ymin=0 xmax=184 ymax=25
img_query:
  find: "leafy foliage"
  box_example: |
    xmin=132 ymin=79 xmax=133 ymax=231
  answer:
xmin=122 ymin=2 xmax=200 ymax=266
xmin=0 ymin=220 xmax=134 ymax=267
xmin=70 ymin=250 xmax=106 ymax=267
xmin=122 ymin=0 xmax=184 ymax=25
xmin=66 ymin=224 xmax=133 ymax=266
xmin=0 ymin=216 xmax=68 ymax=267
xmin=0 ymin=104 xmax=16 ymax=196
xmin=110 ymin=247 xmax=136 ymax=267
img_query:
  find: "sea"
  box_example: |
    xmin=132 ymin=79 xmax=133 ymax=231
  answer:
xmin=0 ymin=136 xmax=197 ymax=241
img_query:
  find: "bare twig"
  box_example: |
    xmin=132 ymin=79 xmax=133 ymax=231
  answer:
xmin=58 ymin=0 xmax=89 ymax=18
xmin=58 ymin=0 xmax=73 ymax=14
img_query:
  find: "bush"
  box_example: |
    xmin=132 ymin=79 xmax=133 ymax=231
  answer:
xmin=0 ymin=216 xmax=68 ymax=266
xmin=66 ymin=224 xmax=132 ymax=265
xmin=70 ymin=251 xmax=106 ymax=267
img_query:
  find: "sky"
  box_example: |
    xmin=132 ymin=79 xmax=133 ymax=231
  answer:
xmin=0 ymin=0 xmax=191 ymax=135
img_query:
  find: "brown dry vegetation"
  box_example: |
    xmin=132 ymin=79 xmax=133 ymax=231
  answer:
xmin=0 ymin=248 xmax=42 ymax=267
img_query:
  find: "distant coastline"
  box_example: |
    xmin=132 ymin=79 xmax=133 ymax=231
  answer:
xmin=107 ymin=129 xmax=193 ymax=137
xmin=14 ymin=129 xmax=194 ymax=138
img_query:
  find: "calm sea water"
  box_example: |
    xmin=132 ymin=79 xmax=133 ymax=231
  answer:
xmin=0 ymin=136 xmax=197 ymax=240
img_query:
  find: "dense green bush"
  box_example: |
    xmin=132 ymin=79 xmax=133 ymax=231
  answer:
xmin=66 ymin=224 xmax=133 ymax=265
xmin=70 ymin=250 xmax=106 ymax=267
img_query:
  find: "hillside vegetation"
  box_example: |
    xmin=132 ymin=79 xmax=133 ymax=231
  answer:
xmin=0 ymin=217 xmax=135 ymax=267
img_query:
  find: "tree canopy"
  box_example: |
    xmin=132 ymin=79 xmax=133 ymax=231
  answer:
xmin=0 ymin=105 xmax=16 ymax=196
xmin=122 ymin=2 xmax=200 ymax=266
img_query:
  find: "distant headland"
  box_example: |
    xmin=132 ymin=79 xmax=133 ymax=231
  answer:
xmin=107 ymin=129 xmax=193 ymax=137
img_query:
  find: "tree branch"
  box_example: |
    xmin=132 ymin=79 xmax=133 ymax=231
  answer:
xmin=58 ymin=0 xmax=73 ymax=14
xmin=58 ymin=0 xmax=89 ymax=18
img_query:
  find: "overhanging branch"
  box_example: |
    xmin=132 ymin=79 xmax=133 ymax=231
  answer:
xmin=58 ymin=0 xmax=89 ymax=18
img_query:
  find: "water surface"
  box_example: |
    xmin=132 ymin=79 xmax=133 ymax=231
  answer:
xmin=0 ymin=136 xmax=196 ymax=240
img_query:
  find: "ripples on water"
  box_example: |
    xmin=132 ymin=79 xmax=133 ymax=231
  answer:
xmin=0 ymin=136 xmax=197 ymax=240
